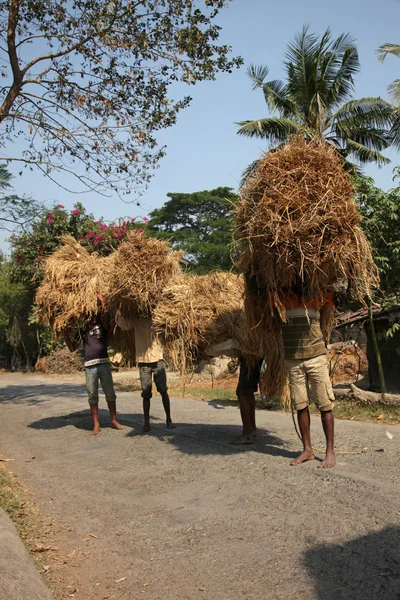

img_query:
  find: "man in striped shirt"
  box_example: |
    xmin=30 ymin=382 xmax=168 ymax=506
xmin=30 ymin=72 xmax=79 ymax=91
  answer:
xmin=280 ymin=293 xmax=336 ymax=468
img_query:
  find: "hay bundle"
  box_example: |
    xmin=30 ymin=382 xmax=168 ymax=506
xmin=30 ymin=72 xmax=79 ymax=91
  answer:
xmin=236 ymin=136 xmax=379 ymax=405
xmin=107 ymin=231 xmax=183 ymax=316
xmin=35 ymin=236 xmax=113 ymax=331
xmin=153 ymin=272 xmax=255 ymax=371
xmin=236 ymin=136 xmax=379 ymax=315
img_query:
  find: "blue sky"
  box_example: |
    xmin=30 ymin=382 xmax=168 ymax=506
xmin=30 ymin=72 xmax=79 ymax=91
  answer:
xmin=2 ymin=0 xmax=400 ymax=250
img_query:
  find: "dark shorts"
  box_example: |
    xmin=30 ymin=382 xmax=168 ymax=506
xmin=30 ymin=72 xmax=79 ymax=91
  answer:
xmin=236 ymin=358 xmax=262 ymax=396
xmin=139 ymin=360 xmax=168 ymax=399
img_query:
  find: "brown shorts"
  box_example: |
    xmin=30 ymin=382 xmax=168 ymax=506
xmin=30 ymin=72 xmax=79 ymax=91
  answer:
xmin=139 ymin=360 xmax=168 ymax=399
xmin=285 ymin=354 xmax=334 ymax=412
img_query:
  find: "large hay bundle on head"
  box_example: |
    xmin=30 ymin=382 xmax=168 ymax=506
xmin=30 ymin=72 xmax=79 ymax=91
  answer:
xmin=35 ymin=236 xmax=114 ymax=332
xmin=153 ymin=272 xmax=254 ymax=372
xmin=236 ymin=136 xmax=379 ymax=406
xmin=236 ymin=136 xmax=379 ymax=315
xmin=107 ymin=231 xmax=183 ymax=317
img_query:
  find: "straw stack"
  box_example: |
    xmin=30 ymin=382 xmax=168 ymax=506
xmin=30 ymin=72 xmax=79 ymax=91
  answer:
xmin=153 ymin=272 xmax=256 ymax=371
xmin=35 ymin=235 xmax=114 ymax=331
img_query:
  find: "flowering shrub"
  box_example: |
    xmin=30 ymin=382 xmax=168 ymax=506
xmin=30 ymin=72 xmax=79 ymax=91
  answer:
xmin=10 ymin=202 xmax=149 ymax=286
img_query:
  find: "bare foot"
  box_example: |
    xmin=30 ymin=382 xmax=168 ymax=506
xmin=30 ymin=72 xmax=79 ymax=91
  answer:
xmin=231 ymin=434 xmax=254 ymax=445
xmin=111 ymin=420 xmax=124 ymax=431
xmin=318 ymin=451 xmax=336 ymax=469
xmin=142 ymin=423 xmax=151 ymax=433
xmin=166 ymin=420 xmax=176 ymax=430
xmin=91 ymin=424 xmax=101 ymax=436
xmin=290 ymin=450 xmax=315 ymax=466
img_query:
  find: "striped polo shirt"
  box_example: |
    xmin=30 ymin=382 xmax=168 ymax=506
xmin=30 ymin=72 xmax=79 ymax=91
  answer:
xmin=279 ymin=295 xmax=333 ymax=361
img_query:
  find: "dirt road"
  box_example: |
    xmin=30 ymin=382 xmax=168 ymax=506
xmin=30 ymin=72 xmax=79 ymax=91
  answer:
xmin=0 ymin=373 xmax=399 ymax=600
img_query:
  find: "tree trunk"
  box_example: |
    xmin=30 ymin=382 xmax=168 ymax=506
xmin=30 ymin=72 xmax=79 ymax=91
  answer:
xmin=368 ymin=301 xmax=387 ymax=393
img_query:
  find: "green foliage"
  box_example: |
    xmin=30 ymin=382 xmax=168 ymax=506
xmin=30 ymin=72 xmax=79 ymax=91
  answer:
xmin=238 ymin=26 xmax=395 ymax=167
xmin=148 ymin=187 xmax=236 ymax=273
xmin=356 ymin=173 xmax=400 ymax=295
xmin=10 ymin=202 xmax=143 ymax=287
xmin=0 ymin=0 xmax=242 ymax=196
xmin=0 ymin=260 xmax=39 ymax=369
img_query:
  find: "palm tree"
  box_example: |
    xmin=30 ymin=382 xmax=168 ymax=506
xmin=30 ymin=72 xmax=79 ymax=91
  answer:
xmin=378 ymin=43 xmax=400 ymax=147
xmin=237 ymin=26 xmax=395 ymax=167
xmin=378 ymin=44 xmax=400 ymax=103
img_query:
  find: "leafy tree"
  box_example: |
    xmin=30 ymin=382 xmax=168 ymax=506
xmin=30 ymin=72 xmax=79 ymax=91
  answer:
xmin=148 ymin=187 xmax=236 ymax=273
xmin=10 ymin=202 xmax=144 ymax=286
xmin=356 ymin=171 xmax=400 ymax=295
xmin=0 ymin=166 xmax=43 ymax=231
xmin=0 ymin=257 xmax=38 ymax=369
xmin=237 ymin=26 xmax=395 ymax=167
xmin=0 ymin=0 xmax=241 ymax=196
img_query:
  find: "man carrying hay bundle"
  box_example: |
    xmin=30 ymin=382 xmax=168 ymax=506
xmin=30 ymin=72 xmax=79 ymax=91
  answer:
xmin=65 ymin=294 xmax=124 ymax=435
xmin=236 ymin=136 xmax=379 ymax=468
xmin=206 ymin=339 xmax=263 ymax=445
xmin=129 ymin=316 xmax=175 ymax=433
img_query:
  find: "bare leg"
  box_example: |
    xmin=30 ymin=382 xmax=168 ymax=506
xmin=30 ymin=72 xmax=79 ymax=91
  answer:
xmin=232 ymin=393 xmax=255 ymax=445
xmin=290 ymin=407 xmax=315 ymax=465
xmin=90 ymin=404 xmax=101 ymax=435
xmin=161 ymin=392 xmax=175 ymax=429
xmin=142 ymin=397 xmax=151 ymax=432
xmin=319 ymin=410 xmax=336 ymax=468
xmin=107 ymin=400 xmax=124 ymax=430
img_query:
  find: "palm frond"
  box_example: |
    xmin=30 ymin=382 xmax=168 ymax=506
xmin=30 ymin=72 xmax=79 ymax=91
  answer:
xmin=377 ymin=43 xmax=400 ymax=63
xmin=261 ymin=79 xmax=296 ymax=116
xmin=246 ymin=64 xmax=270 ymax=90
xmin=345 ymin=139 xmax=390 ymax=165
xmin=240 ymin=159 xmax=261 ymax=187
xmin=388 ymin=79 xmax=400 ymax=105
xmin=390 ymin=109 xmax=400 ymax=148
xmin=236 ymin=117 xmax=300 ymax=141
xmin=331 ymin=97 xmax=395 ymax=128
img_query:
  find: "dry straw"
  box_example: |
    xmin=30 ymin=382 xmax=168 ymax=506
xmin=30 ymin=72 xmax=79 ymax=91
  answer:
xmin=236 ymin=136 xmax=379 ymax=316
xmin=35 ymin=235 xmax=114 ymax=331
xmin=235 ymin=136 xmax=380 ymax=405
xmin=153 ymin=272 xmax=257 ymax=372
xmin=107 ymin=231 xmax=183 ymax=317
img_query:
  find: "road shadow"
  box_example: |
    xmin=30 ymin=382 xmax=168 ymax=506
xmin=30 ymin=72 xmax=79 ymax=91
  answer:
xmin=304 ymin=526 xmax=400 ymax=600
xmin=126 ymin=417 xmax=299 ymax=459
xmin=29 ymin=409 xmax=150 ymax=433
xmin=0 ymin=383 xmax=87 ymax=405
xmin=29 ymin=409 xmax=298 ymax=459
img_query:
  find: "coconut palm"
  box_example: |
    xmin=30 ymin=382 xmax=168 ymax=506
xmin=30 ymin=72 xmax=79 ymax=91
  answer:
xmin=378 ymin=43 xmax=400 ymax=147
xmin=237 ymin=26 xmax=395 ymax=167
xmin=378 ymin=43 xmax=400 ymax=103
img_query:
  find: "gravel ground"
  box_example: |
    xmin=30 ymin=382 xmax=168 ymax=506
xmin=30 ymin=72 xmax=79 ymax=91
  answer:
xmin=0 ymin=372 xmax=399 ymax=600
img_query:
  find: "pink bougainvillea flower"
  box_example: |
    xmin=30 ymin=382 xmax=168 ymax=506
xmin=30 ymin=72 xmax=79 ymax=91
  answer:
xmin=122 ymin=221 xmax=127 ymax=226
xmin=136 ymin=228 xmax=143 ymax=235
xmin=87 ymin=231 xmax=95 ymax=238
xmin=143 ymin=216 xmax=149 ymax=223
xmin=57 ymin=204 xmax=64 ymax=209
xmin=95 ymin=235 xmax=103 ymax=242
xmin=47 ymin=217 xmax=54 ymax=224
xmin=130 ymin=217 xmax=135 ymax=223
xmin=100 ymin=224 xmax=108 ymax=231
xmin=71 ymin=209 xmax=79 ymax=216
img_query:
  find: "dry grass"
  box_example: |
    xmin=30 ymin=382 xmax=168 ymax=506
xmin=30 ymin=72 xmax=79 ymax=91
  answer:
xmin=35 ymin=236 xmax=114 ymax=332
xmin=107 ymin=231 xmax=183 ymax=317
xmin=236 ymin=136 xmax=379 ymax=316
xmin=153 ymin=272 xmax=256 ymax=372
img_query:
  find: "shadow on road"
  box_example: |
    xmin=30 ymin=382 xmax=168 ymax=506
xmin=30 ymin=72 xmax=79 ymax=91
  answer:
xmin=304 ymin=526 xmax=400 ymax=600
xmin=29 ymin=408 xmax=298 ymax=459
xmin=0 ymin=383 xmax=87 ymax=405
